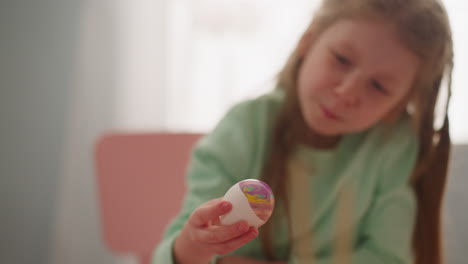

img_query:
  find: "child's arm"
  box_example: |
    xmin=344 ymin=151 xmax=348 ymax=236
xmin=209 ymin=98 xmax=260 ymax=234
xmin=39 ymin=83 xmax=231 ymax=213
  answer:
xmin=153 ymin=99 xmax=269 ymax=264
xmin=173 ymin=198 xmax=258 ymax=264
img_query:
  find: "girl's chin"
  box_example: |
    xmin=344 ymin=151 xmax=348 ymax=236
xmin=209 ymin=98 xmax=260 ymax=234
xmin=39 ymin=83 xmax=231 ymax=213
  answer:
xmin=302 ymin=111 xmax=331 ymax=133
xmin=305 ymin=120 xmax=342 ymax=137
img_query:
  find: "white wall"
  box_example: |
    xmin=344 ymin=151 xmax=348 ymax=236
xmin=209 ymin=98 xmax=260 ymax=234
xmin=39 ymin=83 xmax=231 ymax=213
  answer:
xmin=50 ymin=0 xmax=169 ymax=264
xmin=0 ymin=0 xmax=83 ymax=263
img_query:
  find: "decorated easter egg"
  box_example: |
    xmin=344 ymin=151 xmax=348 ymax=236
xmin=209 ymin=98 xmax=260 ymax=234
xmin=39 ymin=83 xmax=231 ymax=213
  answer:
xmin=220 ymin=179 xmax=275 ymax=228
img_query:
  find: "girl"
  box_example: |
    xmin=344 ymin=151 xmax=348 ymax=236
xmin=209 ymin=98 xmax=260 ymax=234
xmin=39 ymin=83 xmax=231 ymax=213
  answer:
xmin=154 ymin=0 xmax=454 ymax=263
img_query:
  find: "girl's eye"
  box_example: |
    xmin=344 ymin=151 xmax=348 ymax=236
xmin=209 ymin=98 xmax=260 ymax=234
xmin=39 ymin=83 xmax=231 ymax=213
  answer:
xmin=334 ymin=52 xmax=351 ymax=66
xmin=371 ymin=80 xmax=388 ymax=95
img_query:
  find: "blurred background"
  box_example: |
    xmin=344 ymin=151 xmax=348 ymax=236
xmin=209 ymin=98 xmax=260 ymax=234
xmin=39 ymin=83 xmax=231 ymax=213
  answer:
xmin=0 ymin=0 xmax=466 ymax=263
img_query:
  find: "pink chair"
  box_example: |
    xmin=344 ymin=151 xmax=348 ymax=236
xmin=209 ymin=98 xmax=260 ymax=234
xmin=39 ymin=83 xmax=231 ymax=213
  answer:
xmin=94 ymin=133 xmax=203 ymax=264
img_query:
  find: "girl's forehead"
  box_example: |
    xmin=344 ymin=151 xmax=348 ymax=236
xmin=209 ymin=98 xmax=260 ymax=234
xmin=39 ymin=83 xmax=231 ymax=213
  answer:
xmin=322 ymin=19 xmax=400 ymax=47
xmin=319 ymin=19 xmax=420 ymax=77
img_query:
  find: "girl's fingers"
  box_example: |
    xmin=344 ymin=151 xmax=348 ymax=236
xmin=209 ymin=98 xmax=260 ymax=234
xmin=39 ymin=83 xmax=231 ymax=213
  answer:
xmin=212 ymin=227 xmax=259 ymax=255
xmin=211 ymin=215 xmax=222 ymax=226
xmin=190 ymin=199 xmax=231 ymax=227
xmin=193 ymin=221 xmax=250 ymax=244
xmin=184 ymin=197 xmax=259 ymax=257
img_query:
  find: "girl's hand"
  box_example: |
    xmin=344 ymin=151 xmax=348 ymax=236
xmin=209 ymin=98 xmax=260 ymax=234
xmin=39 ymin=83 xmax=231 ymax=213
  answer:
xmin=219 ymin=255 xmax=287 ymax=264
xmin=173 ymin=198 xmax=259 ymax=264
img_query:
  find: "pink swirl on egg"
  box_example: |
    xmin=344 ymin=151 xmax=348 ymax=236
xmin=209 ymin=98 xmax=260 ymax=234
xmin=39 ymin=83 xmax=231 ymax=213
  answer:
xmin=239 ymin=180 xmax=274 ymax=221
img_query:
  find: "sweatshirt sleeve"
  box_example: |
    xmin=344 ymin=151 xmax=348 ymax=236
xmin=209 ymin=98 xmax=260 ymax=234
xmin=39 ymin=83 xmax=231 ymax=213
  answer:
xmin=152 ymin=100 xmax=262 ymax=264
xmin=314 ymin=123 xmax=419 ymax=264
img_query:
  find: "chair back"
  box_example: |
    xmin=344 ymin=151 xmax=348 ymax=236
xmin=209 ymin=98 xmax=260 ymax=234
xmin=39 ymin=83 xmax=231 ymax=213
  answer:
xmin=94 ymin=133 xmax=202 ymax=264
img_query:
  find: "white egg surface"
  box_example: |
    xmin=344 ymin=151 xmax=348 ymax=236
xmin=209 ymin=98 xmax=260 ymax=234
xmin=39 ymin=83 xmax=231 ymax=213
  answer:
xmin=220 ymin=179 xmax=274 ymax=228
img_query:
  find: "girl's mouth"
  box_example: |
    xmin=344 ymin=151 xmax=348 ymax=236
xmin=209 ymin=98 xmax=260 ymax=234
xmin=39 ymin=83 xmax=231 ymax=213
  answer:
xmin=320 ymin=105 xmax=341 ymax=121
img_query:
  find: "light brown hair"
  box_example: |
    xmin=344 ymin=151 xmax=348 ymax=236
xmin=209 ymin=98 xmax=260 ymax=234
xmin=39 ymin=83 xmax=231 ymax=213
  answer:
xmin=259 ymin=1 xmax=454 ymax=264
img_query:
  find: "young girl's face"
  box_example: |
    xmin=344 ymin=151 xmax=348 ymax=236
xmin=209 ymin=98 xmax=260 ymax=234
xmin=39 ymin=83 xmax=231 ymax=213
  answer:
xmin=297 ymin=19 xmax=420 ymax=136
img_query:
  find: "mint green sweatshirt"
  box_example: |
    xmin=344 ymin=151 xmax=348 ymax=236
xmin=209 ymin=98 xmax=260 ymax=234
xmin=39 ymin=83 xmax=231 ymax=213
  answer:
xmin=153 ymin=89 xmax=418 ymax=264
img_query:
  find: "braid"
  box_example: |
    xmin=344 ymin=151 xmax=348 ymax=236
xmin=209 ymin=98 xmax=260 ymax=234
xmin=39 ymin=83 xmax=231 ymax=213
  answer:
xmin=259 ymin=108 xmax=292 ymax=260
xmin=412 ymin=68 xmax=453 ymax=264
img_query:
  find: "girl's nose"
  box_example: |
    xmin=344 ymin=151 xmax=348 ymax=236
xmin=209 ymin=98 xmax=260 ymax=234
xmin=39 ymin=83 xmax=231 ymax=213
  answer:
xmin=333 ymin=73 xmax=362 ymax=108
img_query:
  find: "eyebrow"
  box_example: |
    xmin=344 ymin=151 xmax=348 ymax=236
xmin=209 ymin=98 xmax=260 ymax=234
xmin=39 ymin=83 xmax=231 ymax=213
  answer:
xmin=338 ymin=40 xmax=357 ymax=55
xmin=374 ymin=74 xmax=396 ymax=85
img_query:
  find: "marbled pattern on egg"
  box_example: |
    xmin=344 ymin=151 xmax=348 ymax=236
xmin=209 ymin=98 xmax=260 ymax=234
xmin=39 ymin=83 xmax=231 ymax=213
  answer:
xmin=238 ymin=179 xmax=274 ymax=221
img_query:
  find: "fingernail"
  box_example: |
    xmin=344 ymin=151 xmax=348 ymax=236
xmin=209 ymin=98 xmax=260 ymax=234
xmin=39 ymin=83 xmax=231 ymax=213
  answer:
xmin=237 ymin=223 xmax=248 ymax=232
xmin=219 ymin=202 xmax=230 ymax=211
xmin=249 ymin=229 xmax=258 ymax=238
